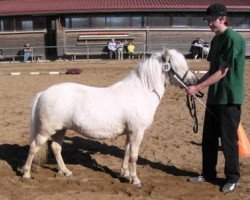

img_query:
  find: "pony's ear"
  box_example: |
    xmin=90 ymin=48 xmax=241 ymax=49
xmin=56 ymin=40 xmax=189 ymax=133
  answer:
xmin=163 ymin=49 xmax=171 ymax=62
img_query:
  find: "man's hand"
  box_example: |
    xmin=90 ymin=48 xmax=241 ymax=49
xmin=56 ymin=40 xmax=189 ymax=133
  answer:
xmin=186 ymin=85 xmax=201 ymax=96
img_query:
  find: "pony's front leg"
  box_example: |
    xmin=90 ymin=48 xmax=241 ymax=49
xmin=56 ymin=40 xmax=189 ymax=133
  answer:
xmin=120 ymin=135 xmax=130 ymax=179
xmin=129 ymin=130 xmax=144 ymax=187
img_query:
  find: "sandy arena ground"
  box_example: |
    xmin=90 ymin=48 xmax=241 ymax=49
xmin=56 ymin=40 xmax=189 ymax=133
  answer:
xmin=0 ymin=59 xmax=249 ymax=200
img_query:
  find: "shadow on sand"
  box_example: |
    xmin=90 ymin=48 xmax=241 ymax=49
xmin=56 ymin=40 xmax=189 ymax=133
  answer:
xmin=0 ymin=136 xmax=198 ymax=181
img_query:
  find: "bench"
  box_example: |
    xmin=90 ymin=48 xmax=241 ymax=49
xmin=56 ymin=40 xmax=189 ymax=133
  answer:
xmin=65 ymin=51 xmax=147 ymax=60
xmin=0 ymin=54 xmax=44 ymax=62
xmin=65 ymin=52 xmax=109 ymax=60
xmin=76 ymin=31 xmax=134 ymax=45
xmin=0 ymin=55 xmax=24 ymax=62
xmin=128 ymin=52 xmax=145 ymax=59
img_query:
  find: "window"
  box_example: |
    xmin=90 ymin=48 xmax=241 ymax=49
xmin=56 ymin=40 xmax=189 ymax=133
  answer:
xmin=65 ymin=16 xmax=91 ymax=28
xmin=64 ymin=13 xmax=250 ymax=30
xmin=0 ymin=18 xmax=14 ymax=31
xmin=0 ymin=17 xmax=45 ymax=31
xmin=172 ymin=16 xmax=188 ymax=28
xmin=131 ymin=16 xmax=143 ymax=28
xmin=16 ymin=18 xmax=33 ymax=30
xmin=22 ymin=20 xmax=33 ymax=30
xmin=51 ymin=20 xmax=56 ymax=31
xmin=148 ymin=15 xmax=171 ymax=28
xmin=71 ymin=17 xmax=89 ymax=28
xmin=231 ymin=16 xmax=250 ymax=29
xmin=190 ymin=16 xmax=207 ymax=28
xmin=65 ymin=18 xmax=70 ymax=28
xmin=15 ymin=17 xmax=45 ymax=31
xmin=91 ymin=17 xmax=105 ymax=28
xmin=106 ymin=16 xmax=130 ymax=28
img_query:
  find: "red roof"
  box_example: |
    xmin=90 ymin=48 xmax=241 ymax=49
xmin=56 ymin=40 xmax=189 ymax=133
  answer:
xmin=0 ymin=0 xmax=249 ymax=16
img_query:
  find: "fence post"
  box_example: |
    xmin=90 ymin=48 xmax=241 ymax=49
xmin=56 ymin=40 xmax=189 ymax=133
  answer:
xmin=31 ymin=47 xmax=34 ymax=62
xmin=87 ymin=44 xmax=89 ymax=60
xmin=143 ymin=44 xmax=146 ymax=60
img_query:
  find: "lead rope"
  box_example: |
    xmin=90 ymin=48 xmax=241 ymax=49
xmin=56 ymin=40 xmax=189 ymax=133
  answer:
xmin=172 ymin=74 xmax=204 ymax=133
xmin=186 ymin=92 xmax=203 ymax=133
xmin=186 ymin=94 xmax=198 ymax=133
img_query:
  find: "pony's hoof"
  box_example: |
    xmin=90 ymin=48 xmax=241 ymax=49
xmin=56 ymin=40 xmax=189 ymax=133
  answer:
xmin=132 ymin=179 xmax=142 ymax=187
xmin=21 ymin=167 xmax=31 ymax=179
xmin=133 ymin=182 xmax=142 ymax=187
xmin=58 ymin=170 xmax=63 ymax=175
xmin=65 ymin=171 xmax=73 ymax=177
xmin=58 ymin=170 xmax=72 ymax=177
xmin=22 ymin=173 xmax=31 ymax=179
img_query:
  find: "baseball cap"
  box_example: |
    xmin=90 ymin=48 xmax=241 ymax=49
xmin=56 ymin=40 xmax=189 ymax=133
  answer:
xmin=204 ymin=3 xmax=227 ymax=21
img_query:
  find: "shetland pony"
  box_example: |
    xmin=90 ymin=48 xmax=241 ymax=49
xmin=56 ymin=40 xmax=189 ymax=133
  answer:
xmin=22 ymin=49 xmax=197 ymax=187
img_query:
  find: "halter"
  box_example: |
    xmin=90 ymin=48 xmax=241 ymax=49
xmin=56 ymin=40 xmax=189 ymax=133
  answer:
xmin=162 ymin=56 xmax=190 ymax=86
xmin=152 ymin=56 xmax=186 ymax=102
xmin=161 ymin=55 xmax=204 ymax=133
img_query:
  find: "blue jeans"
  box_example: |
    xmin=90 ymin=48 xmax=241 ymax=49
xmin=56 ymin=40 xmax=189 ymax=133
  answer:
xmin=24 ymin=52 xmax=31 ymax=62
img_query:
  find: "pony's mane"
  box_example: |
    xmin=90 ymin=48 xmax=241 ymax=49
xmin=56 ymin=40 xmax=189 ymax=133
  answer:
xmin=136 ymin=53 xmax=164 ymax=91
xmin=114 ymin=49 xmax=189 ymax=92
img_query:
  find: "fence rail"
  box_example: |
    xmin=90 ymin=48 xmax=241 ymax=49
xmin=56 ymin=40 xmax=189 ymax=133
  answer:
xmin=0 ymin=43 xmax=249 ymax=62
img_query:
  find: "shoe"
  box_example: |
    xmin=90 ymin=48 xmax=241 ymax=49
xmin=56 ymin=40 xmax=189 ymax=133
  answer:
xmin=188 ymin=175 xmax=205 ymax=183
xmin=220 ymin=182 xmax=240 ymax=193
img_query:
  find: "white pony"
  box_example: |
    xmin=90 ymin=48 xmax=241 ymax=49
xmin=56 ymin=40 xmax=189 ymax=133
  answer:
xmin=22 ymin=49 xmax=197 ymax=187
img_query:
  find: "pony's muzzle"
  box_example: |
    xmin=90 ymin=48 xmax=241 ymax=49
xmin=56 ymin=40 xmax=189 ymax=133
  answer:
xmin=187 ymin=75 xmax=199 ymax=86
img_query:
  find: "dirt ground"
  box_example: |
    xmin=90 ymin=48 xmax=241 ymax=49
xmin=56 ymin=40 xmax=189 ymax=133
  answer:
xmin=0 ymin=59 xmax=249 ymax=200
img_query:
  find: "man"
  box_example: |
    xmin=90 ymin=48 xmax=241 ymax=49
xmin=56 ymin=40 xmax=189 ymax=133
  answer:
xmin=187 ymin=3 xmax=245 ymax=193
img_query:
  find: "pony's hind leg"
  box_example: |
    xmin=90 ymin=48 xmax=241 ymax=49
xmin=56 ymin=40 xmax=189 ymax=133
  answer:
xmin=121 ymin=135 xmax=130 ymax=179
xmin=51 ymin=129 xmax=72 ymax=176
xmin=22 ymin=133 xmax=50 ymax=178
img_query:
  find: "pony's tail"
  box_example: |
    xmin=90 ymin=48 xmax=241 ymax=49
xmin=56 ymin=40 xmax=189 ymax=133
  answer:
xmin=29 ymin=92 xmax=48 ymax=165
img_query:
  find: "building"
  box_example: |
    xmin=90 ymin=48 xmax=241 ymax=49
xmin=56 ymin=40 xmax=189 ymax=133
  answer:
xmin=0 ymin=0 xmax=249 ymax=59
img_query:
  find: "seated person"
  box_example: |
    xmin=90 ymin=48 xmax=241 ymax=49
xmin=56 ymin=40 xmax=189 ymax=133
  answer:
xmin=23 ymin=43 xmax=32 ymax=63
xmin=127 ymin=41 xmax=135 ymax=59
xmin=117 ymin=40 xmax=124 ymax=60
xmin=107 ymin=38 xmax=117 ymax=59
xmin=202 ymin=42 xmax=210 ymax=58
xmin=190 ymin=38 xmax=204 ymax=59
